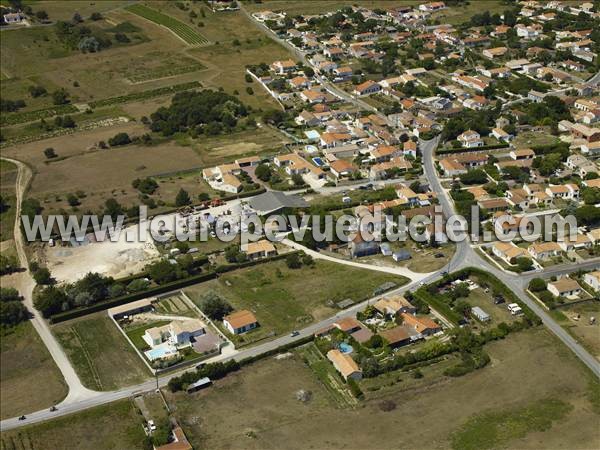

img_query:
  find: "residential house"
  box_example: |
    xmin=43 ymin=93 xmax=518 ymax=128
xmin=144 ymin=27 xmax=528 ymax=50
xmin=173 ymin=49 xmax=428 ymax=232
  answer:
xmin=373 ymin=295 xmax=416 ymax=316
xmin=401 ymin=313 xmax=442 ymax=336
xmin=380 ymin=326 xmax=413 ymax=349
xmin=457 ymin=130 xmax=484 ymax=148
xmin=583 ymin=271 xmax=600 ymax=292
xmin=329 ymin=159 xmax=357 ymax=179
xmin=492 ymin=241 xmax=529 ymax=264
xmin=547 ymin=278 xmax=583 ymax=298
xmin=492 ymin=128 xmax=514 ymax=142
xmin=510 ymin=148 xmax=535 ymax=160
xmin=349 ymin=233 xmax=379 ymax=258
xmin=327 ymin=349 xmax=362 ymax=381
xmin=271 ymin=59 xmax=297 ymax=74
xmin=558 ymin=234 xmax=592 ymax=252
xmin=483 ymin=46 xmax=508 ymax=59
xmin=353 ymin=80 xmax=382 ymax=96
xmin=439 ymin=158 xmax=467 ymax=177
xmin=223 ymin=310 xmax=259 ymax=334
xmin=143 ymin=319 xmax=205 ymax=349
xmin=241 ymin=240 xmax=277 ymax=260
xmin=528 ymin=242 xmax=562 ymax=260
xmin=479 ymin=198 xmax=511 ymax=213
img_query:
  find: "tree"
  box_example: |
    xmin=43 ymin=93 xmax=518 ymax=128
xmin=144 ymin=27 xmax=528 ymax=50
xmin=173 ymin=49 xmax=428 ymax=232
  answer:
xmin=33 ymin=267 xmax=53 ymax=285
xmin=0 ymin=288 xmax=21 ymax=303
xmin=35 ymin=10 xmax=49 ymax=20
xmin=200 ymin=292 xmax=233 ymax=320
xmin=528 ymin=278 xmax=546 ymax=292
xmin=459 ymin=169 xmax=488 ymax=185
xmin=132 ymin=178 xmax=158 ymax=195
xmin=255 ymin=164 xmax=272 ymax=182
xmin=291 ymin=173 xmax=304 ymax=186
xmin=51 ymin=89 xmax=69 ymax=105
xmin=127 ymin=278 xmax=149 ymax=292
xmin=108 ymin=132 xmax=131 ymax=146
xmin=515 ymin=257 xmax=533 ymax=272
xmin=28 ymin=85 xmax=47 ymax=98
xmin=89 ymin=12 xmax=102 ymax=21
xmin=34 ymin=286 xmax=67 ymax=318
xmin=61 ymin=115 xmax=76 ymax=128
xmin=286 ymin=253 xmax=302 ymax=269
xmin=104 ymin=198 xmax=123 ymax=220
xmin=175 ymin=188 xmax=191 ymax=207
xmin=66 ymin=193 xmax=80 ymax=207
xmin=146 ymin=260 xmax=179 ymax=284
xmin=72 ymin=12 xmax=82 ymax=23
xmin=44 ymin=147 xmax=57 ymax=159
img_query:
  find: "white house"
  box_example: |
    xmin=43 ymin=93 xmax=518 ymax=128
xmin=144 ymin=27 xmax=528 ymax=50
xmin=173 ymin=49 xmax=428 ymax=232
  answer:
xmin=583 ymin=271 xmax=600 ymax=292
xmin=547 ymin=278 xmax=583 ymax=298
xmin=457 ymin=130 xmax=484 ymax=148
xmin=223 ymin=310 xmax=259 ymax=334
xmin=143 ymin=319 xmax=205 ymax=349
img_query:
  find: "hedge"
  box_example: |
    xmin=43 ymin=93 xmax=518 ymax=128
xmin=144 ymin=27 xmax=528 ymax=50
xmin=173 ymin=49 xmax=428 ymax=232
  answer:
xmin=413 ymin=288 xmax=463 ymax=326
xmin=48 ymin=251 xmax=300 ymax=323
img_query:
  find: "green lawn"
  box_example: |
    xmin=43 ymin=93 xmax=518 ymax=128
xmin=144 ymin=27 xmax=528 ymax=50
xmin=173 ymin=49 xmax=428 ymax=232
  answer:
xmin=0 ymin=322 xmax=68 ymax=420
xmin=0 ymin=159 xmax=18 ymax=242
xmin=185 ymin=260 xmax=407 ymax=344
xmin=53 ymin=313 xmax=151 ymax=391
xmin=0 ymin=399 xmax=147 ymax=450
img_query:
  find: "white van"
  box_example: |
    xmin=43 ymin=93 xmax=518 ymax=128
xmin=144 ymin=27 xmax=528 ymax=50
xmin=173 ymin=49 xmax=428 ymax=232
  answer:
xmin=507 ymin=303 xmax=523 ymax=316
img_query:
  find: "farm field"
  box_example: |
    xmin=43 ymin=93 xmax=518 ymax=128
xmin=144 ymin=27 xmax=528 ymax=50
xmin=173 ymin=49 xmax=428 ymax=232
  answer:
xmin=166 ymin=328 xmax=600 ymax=450
xmin=0 ymin=400 xmax=147 ymax=450
xmin=52 ymin=312 xmax=150 ymax=391
xmin=125 ymin=3 xmax=209 ymax=46
xmin=185 ymin=260 xmax=407 ymax=344
xmin=0 ymin=322 xmax=68 ymax=420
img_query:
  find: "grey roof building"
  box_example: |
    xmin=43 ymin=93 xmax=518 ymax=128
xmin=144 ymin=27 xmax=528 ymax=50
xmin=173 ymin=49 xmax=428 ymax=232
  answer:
xmin=248 ymin=191 xmax=309 ymax=215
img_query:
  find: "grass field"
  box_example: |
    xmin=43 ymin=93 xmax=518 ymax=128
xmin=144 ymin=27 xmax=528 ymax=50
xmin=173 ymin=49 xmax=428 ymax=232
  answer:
xmin=166 ymin=328 xmax=600 ymax=450
xmin=125 ymin=3 xmax=209 ymax=45
xmin=0 ymin=399 xmax=147 ymax=450
xmin=0 ymin=322 xmax=68 ymax=420
xmin=185 ymin=260 xmax=407 ymax=343
xmin=53 ymin=313 xmax=150 ymax=391
xmin=0 ymin=159 xmax=18 ymax=242
xmin=552 ymin=301 xmax=600 ymax=361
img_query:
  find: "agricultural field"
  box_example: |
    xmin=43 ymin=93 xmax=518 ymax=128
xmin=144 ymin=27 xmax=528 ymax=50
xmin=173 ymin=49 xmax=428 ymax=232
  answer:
xmin=185 ymin=260 xmax=407 ymax=344
xmin=52 ymin=312 xmax=150 ymax=391
xmin=0 ymin=322 xmax=68 ymax=420
xmin=0 ymin=400 xmax=147 ymax=450
xmin=0 ymin=159 xmax=18 ymax=242
xmin=125 ymin=3 xmax=209 ymax=46
xmin=166 ymin=328 xmax=600 ymax=450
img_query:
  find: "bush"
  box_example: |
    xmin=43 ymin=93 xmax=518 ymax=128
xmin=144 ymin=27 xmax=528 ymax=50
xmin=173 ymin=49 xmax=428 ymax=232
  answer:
xmin=529 ymin=278 xmax=546 ymax=292
xmin=285 ymin=253 xmax=302 ymax=269
xmin=108 ymin=132 xmax=131 ymax=147
xmin=44 ymin=147 xmax=57 ymax=159
xmin=199 ymin=292 xmax=232 ymax=321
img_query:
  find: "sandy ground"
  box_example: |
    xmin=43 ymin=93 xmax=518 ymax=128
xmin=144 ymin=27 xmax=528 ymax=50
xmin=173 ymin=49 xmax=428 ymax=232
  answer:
xmin=46 ymin=225 xmax=160 ymax=283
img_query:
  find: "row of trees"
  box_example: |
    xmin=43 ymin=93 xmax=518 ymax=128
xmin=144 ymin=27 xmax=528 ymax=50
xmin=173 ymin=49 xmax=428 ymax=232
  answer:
xmin=0 ymin=288 xmax=29 ymax=328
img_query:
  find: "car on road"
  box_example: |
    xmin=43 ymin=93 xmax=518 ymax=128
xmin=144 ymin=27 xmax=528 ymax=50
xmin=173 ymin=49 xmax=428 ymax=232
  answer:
xmin=290 ymin=330 xmax=300 ymax=337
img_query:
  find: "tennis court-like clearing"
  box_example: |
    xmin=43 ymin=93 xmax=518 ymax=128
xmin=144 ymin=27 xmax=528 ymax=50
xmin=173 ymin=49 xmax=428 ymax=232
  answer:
xmin=125 ymin=4 xmax=209 ymax=45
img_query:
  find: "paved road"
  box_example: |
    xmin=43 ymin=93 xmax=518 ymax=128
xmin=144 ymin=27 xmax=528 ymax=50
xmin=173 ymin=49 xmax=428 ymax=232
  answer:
xmin=419 ymin=140 xmax=600 ymax=378
xmin=1 ymin=158 xmax=98 ymax=403
xmin=282 ymin=238 xmax=433 ymax=281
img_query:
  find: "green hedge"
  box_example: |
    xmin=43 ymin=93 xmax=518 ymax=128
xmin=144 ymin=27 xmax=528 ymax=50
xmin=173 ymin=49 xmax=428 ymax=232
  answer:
xmin=413 ymin=288 xmax=463 ymax=326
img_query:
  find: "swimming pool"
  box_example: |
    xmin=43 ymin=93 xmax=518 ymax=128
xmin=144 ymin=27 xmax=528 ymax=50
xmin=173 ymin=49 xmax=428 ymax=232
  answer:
xmin=305 ymin=144 xmax=318 ymax=153
xmin=312 ymin=157 xmax=324 ymax=167
xmin=339 ymin=343 xmax=353 ymax=354
xmin=145 ymin=346 xmax=176 ymax=361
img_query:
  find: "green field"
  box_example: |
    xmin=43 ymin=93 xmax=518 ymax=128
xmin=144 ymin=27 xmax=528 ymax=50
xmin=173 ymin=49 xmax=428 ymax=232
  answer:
xmin=0 ymin=399 xmax=147 ymax=450
xmin=185 ymin=259 xmax=407 ymax=344
xmin=53 ymin=313 xmax=150 ymax=391
xmin=0 ymin=159 xmax=18 ymax=242
xmin=0 ymin=322 xmax=68 ymax=420
xmin=125 ymin=4 xmax=209 ymax=45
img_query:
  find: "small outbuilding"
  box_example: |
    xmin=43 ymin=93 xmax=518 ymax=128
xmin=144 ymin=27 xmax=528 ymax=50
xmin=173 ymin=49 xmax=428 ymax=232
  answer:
xmin=471 ymin=306 xmax=490 ymax=322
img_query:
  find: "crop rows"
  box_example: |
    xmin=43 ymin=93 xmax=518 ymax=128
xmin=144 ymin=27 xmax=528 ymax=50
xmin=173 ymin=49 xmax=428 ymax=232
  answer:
xmin=127 ymin=63 xmax=205 ymax=83
xmin=88 ymin=81 xmax=201 ymax=108
xmin=125 ymin=4 xmax=209 ymax=45
xmin=1 ymin=104 xmax=78 ymax=126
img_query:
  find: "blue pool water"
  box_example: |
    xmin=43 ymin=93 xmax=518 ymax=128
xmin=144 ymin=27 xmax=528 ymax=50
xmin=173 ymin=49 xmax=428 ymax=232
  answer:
xmin=145 ymin=347 xmax=174 ymax=360
xmin=312 ymin=157 xmax=324 ymax=167
xmin=339 ymin=343 xmax=353 ymax=354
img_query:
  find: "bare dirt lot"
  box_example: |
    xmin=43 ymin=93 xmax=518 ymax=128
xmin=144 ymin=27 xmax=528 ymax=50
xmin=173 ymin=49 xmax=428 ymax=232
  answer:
xmin=167 ymin=328 xmax=600 ymax=450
